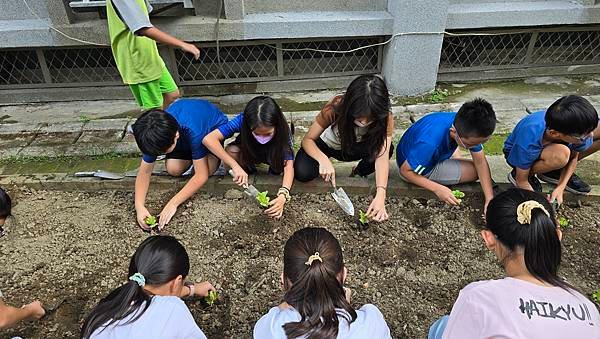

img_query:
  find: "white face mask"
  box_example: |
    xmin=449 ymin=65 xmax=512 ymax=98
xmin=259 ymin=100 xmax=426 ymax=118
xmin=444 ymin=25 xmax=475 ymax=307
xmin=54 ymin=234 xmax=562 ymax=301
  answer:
xmin=354 ymin=119 xmax=372 ymax=127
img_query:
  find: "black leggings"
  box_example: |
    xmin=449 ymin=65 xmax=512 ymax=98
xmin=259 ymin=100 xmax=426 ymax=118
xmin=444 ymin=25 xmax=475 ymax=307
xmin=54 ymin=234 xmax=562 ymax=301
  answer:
xmin=294 ymin=138 xmax=394 ymax=182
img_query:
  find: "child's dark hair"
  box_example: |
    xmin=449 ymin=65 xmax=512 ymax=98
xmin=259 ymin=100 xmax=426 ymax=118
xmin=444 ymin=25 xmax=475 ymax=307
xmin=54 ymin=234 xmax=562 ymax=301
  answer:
xmin=80 ymin=236 xmax=190 ymax=339
xmin=0 ymin=187 xmax=11 ymax=219
xmin=131 ymin=109 xmax=179 ymax=156
xmin=454 ymin=98 xmax=497 ymax=138
xmin=545 ymin=95 xmax=598 ymax=136
xmin=486 ymin=188 xmax=571 ymax=290
xmin=282 ymin=227 xmax=356 ymax=339
xmin=238 ymin=96 xmax=292 ymax=173
xmin=334 ymin=75 xmax=391 ymax=161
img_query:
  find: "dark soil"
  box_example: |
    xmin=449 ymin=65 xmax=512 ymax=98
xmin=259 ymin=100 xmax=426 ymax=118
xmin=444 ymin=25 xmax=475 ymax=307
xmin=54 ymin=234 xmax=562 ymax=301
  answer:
xmin=0 ymin=188 xmax=599 ymax=338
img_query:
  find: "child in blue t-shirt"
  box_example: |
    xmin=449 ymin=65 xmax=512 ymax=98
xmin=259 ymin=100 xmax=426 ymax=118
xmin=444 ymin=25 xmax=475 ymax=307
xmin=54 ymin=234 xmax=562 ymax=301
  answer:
xmin=131 ymin=99 xmax=228 ymax=230
xmin=203 ymin=96 xmax=295 ymax=219
xmin=504 ymin=95 xmax=600 ymax=203
xmin=396 ymin=98 xmax=497 ymax=214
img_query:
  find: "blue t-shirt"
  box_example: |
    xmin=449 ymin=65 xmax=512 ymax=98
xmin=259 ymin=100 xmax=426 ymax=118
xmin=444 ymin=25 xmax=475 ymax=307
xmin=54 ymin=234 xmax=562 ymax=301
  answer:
xmin=503 ymin=111 xmax=593 ymax=170
xmin=141 ymin=99 xmax=228 ymax=163
xmin=396 ymin=112 xmax=483 ymax=175
xmin=217 ymin=113 xmax=295 ymax=161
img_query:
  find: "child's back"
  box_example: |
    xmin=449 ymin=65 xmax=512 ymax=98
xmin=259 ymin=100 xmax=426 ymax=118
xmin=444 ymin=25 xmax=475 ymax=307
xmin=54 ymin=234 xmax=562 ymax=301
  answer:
xmin=254 ymin=303 xmax=390 ymax=339
xmin=90 ymin=296 xmax=205 ymax=339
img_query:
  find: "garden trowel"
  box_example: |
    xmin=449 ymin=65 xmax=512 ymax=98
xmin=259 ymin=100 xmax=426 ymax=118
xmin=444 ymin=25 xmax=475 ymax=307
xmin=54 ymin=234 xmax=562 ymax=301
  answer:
xmin=74 ymin=170 xmax=125 ymax=180
xmin=331 ymin=181 xmax=355 ymax=216
xmin=228 ymin=170 xmax=260 ymax=198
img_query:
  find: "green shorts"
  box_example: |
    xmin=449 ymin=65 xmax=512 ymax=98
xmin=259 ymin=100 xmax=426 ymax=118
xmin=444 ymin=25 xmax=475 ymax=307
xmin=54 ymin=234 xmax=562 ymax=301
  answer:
xmin=129 ymin=66 xmax=178 ymax=110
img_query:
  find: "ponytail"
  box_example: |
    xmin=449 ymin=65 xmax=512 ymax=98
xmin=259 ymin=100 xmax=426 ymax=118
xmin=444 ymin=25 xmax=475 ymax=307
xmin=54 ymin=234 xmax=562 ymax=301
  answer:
xmin=282 ymin=228 xmax=357 ymax=339
xmin=486 ymin=188 xmax=571 ymax=290
xmin=81 ymin=236 xmax=190 ymax=338
xmin=80 ymin=281 xmax=151 ymax=338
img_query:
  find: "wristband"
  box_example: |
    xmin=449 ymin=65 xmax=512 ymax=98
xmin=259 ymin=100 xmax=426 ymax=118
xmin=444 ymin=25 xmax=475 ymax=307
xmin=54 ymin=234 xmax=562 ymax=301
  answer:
xmin=278 ymin=187 xmax=291 ymax=203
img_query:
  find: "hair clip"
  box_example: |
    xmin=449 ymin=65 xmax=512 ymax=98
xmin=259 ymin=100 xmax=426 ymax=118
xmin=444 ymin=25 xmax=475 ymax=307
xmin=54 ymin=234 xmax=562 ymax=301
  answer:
xmin=305 ymin=252 xmax=323 ymax=266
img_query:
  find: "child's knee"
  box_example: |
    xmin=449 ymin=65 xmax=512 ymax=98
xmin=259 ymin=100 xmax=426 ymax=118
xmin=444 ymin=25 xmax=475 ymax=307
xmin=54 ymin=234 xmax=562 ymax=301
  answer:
xmin=547 ymin=144 xmax=570 ymax=168
xmin=166 ymin=167 xmax=184 ymax=177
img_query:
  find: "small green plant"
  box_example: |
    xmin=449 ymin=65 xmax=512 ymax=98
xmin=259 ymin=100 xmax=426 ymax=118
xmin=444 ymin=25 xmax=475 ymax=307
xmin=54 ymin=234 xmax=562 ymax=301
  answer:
xmin=144 ymin=215 xmax=158 ymax=229
xmin=592 ymin=289 xmax=600 ymax=303
xmin=79 ymin=114 xmax=92 ymax=123
xmin=452 ymin=190 xmax=465 ymax=203
xmin=205 ymin=290 xmax=219 ymax=306
xmin=358 ymin=210 xmax=369 ymax=225
xmin=558 ymin=217 xmax=570 ymax=228
xmin=256 ymin=191 xmax=270 ymax=208
xmin=428 ymin=89 xmax=449 ymax=104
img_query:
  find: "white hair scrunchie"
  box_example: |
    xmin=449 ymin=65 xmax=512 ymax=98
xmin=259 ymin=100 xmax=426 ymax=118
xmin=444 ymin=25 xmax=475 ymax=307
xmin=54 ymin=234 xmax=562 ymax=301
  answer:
xmin=516 ymin=200 xmax=550 ymax=225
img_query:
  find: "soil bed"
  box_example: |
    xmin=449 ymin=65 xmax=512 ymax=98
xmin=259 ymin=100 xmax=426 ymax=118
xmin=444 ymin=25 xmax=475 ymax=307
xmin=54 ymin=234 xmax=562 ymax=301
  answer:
xmin=1 ymin=188 xmax=599 ymax=338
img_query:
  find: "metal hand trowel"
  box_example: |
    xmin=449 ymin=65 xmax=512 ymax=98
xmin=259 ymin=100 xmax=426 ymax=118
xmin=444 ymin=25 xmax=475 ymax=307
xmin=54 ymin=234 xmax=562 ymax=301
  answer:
xmin=74 ymin=170 xmax=125 ymax=180
xmin=228 ymin=170 xmax=260 ymax=198
xmin=331 ymin=181 xmax=355 ymax=216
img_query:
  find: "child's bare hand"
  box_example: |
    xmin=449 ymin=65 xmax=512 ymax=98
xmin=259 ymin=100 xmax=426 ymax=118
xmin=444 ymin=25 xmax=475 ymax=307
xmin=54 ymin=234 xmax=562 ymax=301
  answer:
xmin=158 ymin=203 xmax=178 ymax=229
xmin=181 ymin=43 xmax=200 ymax=60
xmin=435 ymin=186 xmax=460 ymax=206
xmin=136 ymin=207 xmax=152 ymax=231
xmin=193 ymin=282 xmax=216 ymax=297
xmin=22 ymin=300 xmax=45 ymax=320
xmin=265 ymin=195 xmax=285 ymax=219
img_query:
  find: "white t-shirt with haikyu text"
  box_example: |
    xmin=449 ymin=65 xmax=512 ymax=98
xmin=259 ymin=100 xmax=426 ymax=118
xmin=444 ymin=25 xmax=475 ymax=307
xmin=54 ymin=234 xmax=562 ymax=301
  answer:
xmin=443 ymin=277 xmax=600 ymax=339
xmin=253 ymin=303 xmax=392 ymax=339
xmin=90 ymin=295 xmax=206 ymax=339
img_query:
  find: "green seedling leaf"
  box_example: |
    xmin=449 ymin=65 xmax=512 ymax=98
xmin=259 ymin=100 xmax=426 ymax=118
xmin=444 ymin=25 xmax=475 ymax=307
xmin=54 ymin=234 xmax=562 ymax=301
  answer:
xmin=358 ymin=210 xmax=369 ymax=225
xmin=256 ymin=191 xmax=270 ymax=208
xmin=144 ymin=215 xmax=158 ymax=228
xmin=452 ymin=190 xmax=465 ymax=199
xmin=558 ymin=217 xmax=570 ymax=228
xmin=205 ymin=290 xmax=218 ymax=306
xmin=592 ymin=289 xmax=600 ymax=303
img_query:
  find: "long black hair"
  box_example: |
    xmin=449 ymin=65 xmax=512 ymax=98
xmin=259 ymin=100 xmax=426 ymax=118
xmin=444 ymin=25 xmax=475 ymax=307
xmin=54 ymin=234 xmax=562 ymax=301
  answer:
xmin=486 ymin=188 xmax=571 ymax=290
xmin=238 ymin=96 xmax=292 ymax=173
xmin=333 ymin=75 xmax=390 ymax=160
xmin=132 ymin=109 xmax=179 ymax=156
xmin=0 ymin=187 xmax=11 ymax=219
xmin=80 ymin=236 xmax=190 ymax=338
xmin=282 ymin=227 xmax=357 ymax=339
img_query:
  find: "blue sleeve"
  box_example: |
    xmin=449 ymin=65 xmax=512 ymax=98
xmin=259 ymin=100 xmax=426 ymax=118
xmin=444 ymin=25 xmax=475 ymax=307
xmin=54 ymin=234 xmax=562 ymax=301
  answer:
xmin=217 ymin=113 xmax=243 ymax=139
xmin=506 ymin=145 xmax=539 ymax=169
xmin=142 ymin=154 xmax=157 ymax=163
xmin=284 ymin=133 xmax=295 ymax=161
xmin=404 ymin=141 xmax=437 ymax=175
xmin=470 ymin=144 xmax=483 ymax=153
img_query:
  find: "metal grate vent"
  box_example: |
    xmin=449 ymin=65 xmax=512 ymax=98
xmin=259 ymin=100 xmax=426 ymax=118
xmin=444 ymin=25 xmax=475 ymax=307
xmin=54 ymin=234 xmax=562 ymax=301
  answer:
xmin=0 ymin=50 xmax=45 ymax=86
xmin=438 ymin=27 xmax=600 ymax=80
xmin=44 ymin=48 xmax=121 ymax=84
xmin=0 ymin=37 xmax=382 ymax=89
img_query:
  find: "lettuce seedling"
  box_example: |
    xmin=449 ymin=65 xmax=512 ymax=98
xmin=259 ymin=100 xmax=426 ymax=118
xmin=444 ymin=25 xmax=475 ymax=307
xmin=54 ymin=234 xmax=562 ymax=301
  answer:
xmin=205 ymin=290 xmax=218 ymax=306
xmin=592 ymin=289 xmax=599 ymax=303
xmin=558 ymin=217 xmax=570 ymax=228
xmin=452 ymin=190 xmax=465 ymax=199
xmin=358 ymin=210 xmax=369 ymax=225
xmin=144 ymin=215 xmax=158 ymax=229
xmin=256 ymin=191 xmax=270 ymax=208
